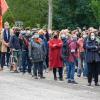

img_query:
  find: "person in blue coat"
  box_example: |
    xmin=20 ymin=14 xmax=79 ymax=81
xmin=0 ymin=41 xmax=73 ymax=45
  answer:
xmin=85 ymin=32 xmax=100 ymax=86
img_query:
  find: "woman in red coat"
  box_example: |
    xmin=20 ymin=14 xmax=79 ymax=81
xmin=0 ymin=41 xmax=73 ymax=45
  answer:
xmin=49 ymin=32 xmax=63 ymax=81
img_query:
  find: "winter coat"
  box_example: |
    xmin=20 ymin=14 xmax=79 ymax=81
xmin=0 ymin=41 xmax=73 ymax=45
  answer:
xmin=49 ymin=38 xmax=63 ymax=69
xmin=77 ymin=37 xmax=85 ymax=58
xmin=20 ymin=37 xmax=29 ymax=51
xmin=85 ymin=38 xmax=100 ymax=63
xmin=0 ymin=29 xmax=11 ymax=52
xmin=61 ymin=38 xmax=69 ymax=62
xmin=77 ymin=37 xmax=84 ymax=53
xmin=9 ymin=35 xmax=21 ymax=50
xmin=29 ymin=38 xmax=46 ymax=63
xmin=67 ymin=39 xmax=78 ymax=62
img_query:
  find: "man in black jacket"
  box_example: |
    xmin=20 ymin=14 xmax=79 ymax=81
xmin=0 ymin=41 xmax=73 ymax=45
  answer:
xmin=9 ymin=28 xmax=21 ymax=72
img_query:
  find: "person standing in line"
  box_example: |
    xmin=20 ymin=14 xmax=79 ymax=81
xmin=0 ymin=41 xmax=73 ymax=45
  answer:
xmin=77 ymin=33 xmax=85 ymax=77
xmin=49 ymin=32 xmax=63 ymax=81
xmin=67 ymin=34 xmax=78 ymax=84
xmin=9 ymin=28 xmax=21 ymax=72
xmin=0 ymin=22 xmax=11 ymax=71
xmin=29 ymin=33 xmax=46 ymax=79
xmin=85 ymin=32 xmax=100 ymax=86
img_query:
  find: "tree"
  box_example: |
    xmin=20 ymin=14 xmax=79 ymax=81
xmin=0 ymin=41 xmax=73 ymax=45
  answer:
xmin=3 ymin=0 xmax=100 ymax=29
xmin=91 ymin=0 xmax=100 ymax=26
xmin=53 ymin=0 xmax=99 ymax=29
xmin=4 ymin=0 xmax=48 ymax=27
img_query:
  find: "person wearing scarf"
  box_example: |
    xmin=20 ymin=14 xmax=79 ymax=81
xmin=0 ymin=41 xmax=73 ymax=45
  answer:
xmin=29 ymin=33 xmax=46 ymax=79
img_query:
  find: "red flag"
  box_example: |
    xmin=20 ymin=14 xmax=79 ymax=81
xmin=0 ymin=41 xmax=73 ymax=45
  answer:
xmin=0 ymin=0 xmax=8 ymax=30
xmin=1 ymin=0 xmax=8 ymax=15
xmin=0 ymin=15 xmax=2 ymax=30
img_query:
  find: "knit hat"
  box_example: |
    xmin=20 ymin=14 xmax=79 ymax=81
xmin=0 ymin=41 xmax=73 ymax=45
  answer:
xmin=32 ymin=33 xmax=39 ymax=39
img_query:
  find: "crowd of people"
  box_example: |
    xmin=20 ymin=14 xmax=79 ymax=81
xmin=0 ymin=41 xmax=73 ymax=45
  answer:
xmin=0 ymin=22 xmax=100 ymax=86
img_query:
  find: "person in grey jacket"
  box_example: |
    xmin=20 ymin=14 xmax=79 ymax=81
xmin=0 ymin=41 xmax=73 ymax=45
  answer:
xmin=29 ymin=33 xmax=46 ymax=79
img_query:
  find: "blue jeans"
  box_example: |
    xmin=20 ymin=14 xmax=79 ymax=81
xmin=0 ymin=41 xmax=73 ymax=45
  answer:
xmin=22 ymin=51 xmax=27 ymax=73
xmin=64 ymin=60 xmax=68 ymax=78
xmin=22 ymin=51 xmax=32 ymax=73
xmin=67 ymin=62 xmax=75 ymax=81
xmin=22 ymin=51 xmax=30 ymax=73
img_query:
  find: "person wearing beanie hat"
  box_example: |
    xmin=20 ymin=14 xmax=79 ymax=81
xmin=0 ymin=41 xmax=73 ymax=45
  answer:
xmin=29 ymin=33 xmax=46 ymax=79
xmin=32 ymin=33 xmax=39 ymax=39
xmin=31 ymin=33 xmax=41 ymax=44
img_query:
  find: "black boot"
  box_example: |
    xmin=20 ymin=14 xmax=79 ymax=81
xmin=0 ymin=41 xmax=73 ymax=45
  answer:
xmin=87 ymin=83 xmax=91 ymax=86
xmin=95 ymin=83 xmax=100 ymax=86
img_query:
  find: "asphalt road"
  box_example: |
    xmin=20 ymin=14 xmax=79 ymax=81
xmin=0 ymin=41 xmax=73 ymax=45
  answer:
xmin=0 ymin=68 xmax=100 ymax=100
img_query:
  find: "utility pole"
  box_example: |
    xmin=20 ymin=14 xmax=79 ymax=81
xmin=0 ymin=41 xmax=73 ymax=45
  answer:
xmin=48 ymin=0 xmax=53 ymax=31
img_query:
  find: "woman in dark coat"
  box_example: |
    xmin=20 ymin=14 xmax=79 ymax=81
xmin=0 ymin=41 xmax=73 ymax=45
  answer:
xmin=85 ymin=32 xmax=100 ymax=86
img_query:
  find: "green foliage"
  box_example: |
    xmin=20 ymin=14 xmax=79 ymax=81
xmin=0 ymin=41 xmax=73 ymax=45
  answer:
xmin=53 ymin=0 xmax=98 ymax=29
xmin=4 ymin=0 xmax=48 ymax=28
xmin=91 ymin=0 xmax=100 ymax=25
xmin=3 ymin=0 xmax=100 ymax=29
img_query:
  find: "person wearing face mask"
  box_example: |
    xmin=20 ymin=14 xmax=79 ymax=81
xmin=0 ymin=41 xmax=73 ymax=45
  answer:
xmin=38 ymin=30 xmax=48 ymax=70
xmin=66 ymin=34 xmax=78 ymax=84
xmin=61 ymin=34 xmax=69 ymax=61
xmin=29 ymin=33 xmax=46 ymax=79
xmin=85 ymin=32 xmax=100 ymax=86
xmin=77 ymin=33 xmax=85 ymax=77
xmin=0 ymin=22 xmax=11 ymax=70
xmin=60 ymin=33 xmax=69 ymax=76
xmin=77 ymin=31 xmax=89 ymax=78
xmin=9 ymin=28 xmax=21 ymax=73
xmin=49 ymin=32 xmax=63 ymax=81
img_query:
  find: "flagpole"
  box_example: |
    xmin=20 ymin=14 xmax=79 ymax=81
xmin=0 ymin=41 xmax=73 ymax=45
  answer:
xmin=0 ymin=0 xmax=2 ymax=31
